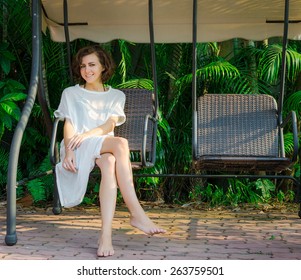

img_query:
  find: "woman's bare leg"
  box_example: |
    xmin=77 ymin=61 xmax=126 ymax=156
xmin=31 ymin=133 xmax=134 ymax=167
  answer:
xmin=101 ymin=137 xmax=166 ymax=235
xmin=96 ymin=153 xmax=117 ymax=257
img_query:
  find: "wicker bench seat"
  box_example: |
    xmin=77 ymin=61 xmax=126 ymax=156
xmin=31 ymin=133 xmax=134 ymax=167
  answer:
xmin=193 ymin=94 xmax=298 ymax=172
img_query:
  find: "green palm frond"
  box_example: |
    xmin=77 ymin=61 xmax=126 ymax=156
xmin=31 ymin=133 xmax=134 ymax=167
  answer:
xmin=259 ymin=44 xmax=301 ymax=84
xmin=284 ymin=132 xmax=297 ymax=156
xmin=222 ymin=74 xmax=250 ymax=94
xmin=259 ymin=45 xmax=282 ymax=83
xmin=197 ymin=42 xmax=220 ymax=58
xmin=284 ymin=90 xmax=301 ymax=117
xmin=197 ymin=59 xmax=240 ymax=81
xmin=26 ymin=153 xmax=54 ymax=203
xmin=184 ymin=59 xmax=239 ymax=83
xmin=286 ymin=48 xmax=301 ymax=82
xmin=117 ymin=78 xmax=154 ymax=90
xmin=118 ymin=40 xmax=135 ymax=83
xmin=0 ymin=92 xmax=26 ymax=139
xmin=180 ymin=59 xmax=240 ymax=91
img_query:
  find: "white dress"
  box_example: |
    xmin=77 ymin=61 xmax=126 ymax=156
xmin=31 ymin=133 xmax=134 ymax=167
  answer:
xmin=54 ymin=84 xmax=126 ymax=207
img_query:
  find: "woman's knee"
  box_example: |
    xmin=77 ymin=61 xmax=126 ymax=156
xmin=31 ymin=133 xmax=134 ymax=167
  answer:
xmin=115 ymin=137 xmax=129 ymax=153
xmin=101 ymin=137 xmax=129 ymax=156
xmin=96 ymin=153 xmax=116 ymax=170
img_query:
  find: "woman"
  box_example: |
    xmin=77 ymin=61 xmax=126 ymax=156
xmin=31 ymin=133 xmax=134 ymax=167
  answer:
xmin=54 ymin=45 xmax=165 ymax=257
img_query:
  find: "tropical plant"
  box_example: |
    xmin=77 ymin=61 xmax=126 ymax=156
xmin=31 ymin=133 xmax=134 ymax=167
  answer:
xmin=0 ymin=42 xmax=27 ymax=139
xmin=25 ymin=151 xmax=54 ymax=204
xmin=0 ymin=80 xmax=27 ymax=139
xmin=0 ymin=42 xmax=26 ymax=198
xmin=1 ymin=0 xmax=301 ymax=207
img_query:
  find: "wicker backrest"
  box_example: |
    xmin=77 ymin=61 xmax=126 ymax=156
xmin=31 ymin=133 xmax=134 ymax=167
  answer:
xmin=115 ymin=88 xmax=155 ymax=152
xmin=196 ymin=94 xmax=279 ymax=158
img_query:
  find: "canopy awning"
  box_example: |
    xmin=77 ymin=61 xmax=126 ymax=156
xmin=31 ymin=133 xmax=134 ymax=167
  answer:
xmin=41 ymin=0 xmax=301 ymax=43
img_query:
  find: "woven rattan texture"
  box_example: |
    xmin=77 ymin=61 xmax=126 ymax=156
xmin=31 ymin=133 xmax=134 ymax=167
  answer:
xmin=197 ymin=94 xmax=279 ymax=158
xmin=193 ymin=94 xmax=293 ymax=171
xmin=115 ymin=88 xmax=155 ymax=152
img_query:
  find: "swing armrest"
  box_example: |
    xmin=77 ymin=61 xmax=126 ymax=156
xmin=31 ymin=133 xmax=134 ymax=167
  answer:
xmin=280 ymin=110 xmax=299 ymax=163
xmin=50 ymin=117 xmax=65 ymax=166
xmin=142 ymin=114 xmax=158 ymax=167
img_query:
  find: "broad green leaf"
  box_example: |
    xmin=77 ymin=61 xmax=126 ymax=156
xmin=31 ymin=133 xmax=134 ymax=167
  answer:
xmin=0 ymin=59 xmax=10 ymax=74
xmin=0 ymin=92 xmax=27 ymax=102
xmin=0 ymin=101 xmax=21 ymax=120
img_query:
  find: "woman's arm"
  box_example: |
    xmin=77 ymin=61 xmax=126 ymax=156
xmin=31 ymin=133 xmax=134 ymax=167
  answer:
xmin=64 ymin=118 xmax=76 ymax=147
xmin=63 ymin=118 xmax=78 ymax=173
xmin=67 ymin=115 xmax=119 ymax=151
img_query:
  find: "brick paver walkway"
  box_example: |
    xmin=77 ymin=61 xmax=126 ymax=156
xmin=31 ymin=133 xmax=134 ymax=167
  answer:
xmin=0 ymin=203 xmax=300 ymax=260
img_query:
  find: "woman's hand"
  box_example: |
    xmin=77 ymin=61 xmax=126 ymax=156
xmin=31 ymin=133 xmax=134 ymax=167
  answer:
xmin=63 ymin=149 xmax=77 ymax=173
xmin=67 ymin=132 xmax=89 ymax=151
xmin=65 ymin=116 xmax=118 ymax=151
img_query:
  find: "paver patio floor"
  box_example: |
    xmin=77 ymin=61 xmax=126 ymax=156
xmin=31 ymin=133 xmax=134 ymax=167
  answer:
xmin=1 ymin=203 xmax=300 ymax=260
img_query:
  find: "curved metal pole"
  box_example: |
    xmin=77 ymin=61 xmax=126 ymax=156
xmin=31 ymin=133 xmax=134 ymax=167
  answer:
xmin=5 ymin=0 xmax=41 ymax=246
xmin=37 ymin=55 xmax=53 ymax=139
xmin=192 ymin=0 xmax=198 ymax=159
xmin=148 ymin=0 xmax=158 ymax=118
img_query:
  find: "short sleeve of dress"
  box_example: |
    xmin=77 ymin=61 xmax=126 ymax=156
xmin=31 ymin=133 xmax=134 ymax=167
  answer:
xmin=111 ymin=91 xmax=126 ymax=126
xmin=54 ymin=89 xmax=71 ymax=120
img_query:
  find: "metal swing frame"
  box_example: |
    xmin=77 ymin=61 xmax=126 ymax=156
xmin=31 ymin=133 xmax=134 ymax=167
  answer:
xmin=5 ymin=0 xmax=159 ymax=245
xmin=135 ymin=0 xmax=300 ymax=218
xmin=5 ymin=0 xmax=301 ymax=246
xmin=191 ymin=0 xmax=300 ymax=214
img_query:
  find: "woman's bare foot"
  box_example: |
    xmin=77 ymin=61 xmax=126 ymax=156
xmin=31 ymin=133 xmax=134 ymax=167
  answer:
xmin=97 ymin=233 xmax=114 ymax=257
xmin=130 ymin=215 xmax=166 ymax=235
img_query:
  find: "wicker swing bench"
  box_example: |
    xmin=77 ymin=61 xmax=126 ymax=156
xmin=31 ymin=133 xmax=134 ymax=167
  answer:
xmin=191 ymin=93 xmax=301 ymax=219
xmin=49 ymin=0 xmax=159 ymax=214
xmin=190 ymin=0 xmax=301 ymax=217
xmin=115 ymin=88 xmax=157 ymax=169
xmin=50 ymin=0 xmax=159 ymax=171
xmin=193 ymin=93 xmax=298 ymax=172
xmin=50 ymin=88 xmax=157 ymax=170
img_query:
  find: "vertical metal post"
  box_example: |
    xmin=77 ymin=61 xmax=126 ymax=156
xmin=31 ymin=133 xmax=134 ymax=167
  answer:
xmin=148 ymin=0 xmax=158 ymax=118
xmin=192 ymin=0 xmax=198 ymax=159
xmin=50 ymin=0 xmax=72 ymax=215
xmin=51 ymin=118 xmax=62 ymax=215
xmin=50 ymin=0 xmax=72 ymax=214
xmin=5 ymin=0 xmax=42 ymax=245
xmin=278 ymin=0 xmax=290 ymax=157
xmin=63 ymin=0 xmax=73 ymax=84
xmin=148 ymin=0 xmax=158 ymax=165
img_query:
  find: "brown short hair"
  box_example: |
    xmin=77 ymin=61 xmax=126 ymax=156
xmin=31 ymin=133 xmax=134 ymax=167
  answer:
xmin=72 ymin=45 xmax=115 ymax=84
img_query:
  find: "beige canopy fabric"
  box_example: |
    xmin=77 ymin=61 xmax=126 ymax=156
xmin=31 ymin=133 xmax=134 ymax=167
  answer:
xmin=41 ymin=0 xmax=301 ymax=43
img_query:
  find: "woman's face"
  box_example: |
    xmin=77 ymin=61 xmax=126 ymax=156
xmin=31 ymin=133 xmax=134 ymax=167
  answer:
xmin=80 ymin=53 xmax=105 ymax=84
